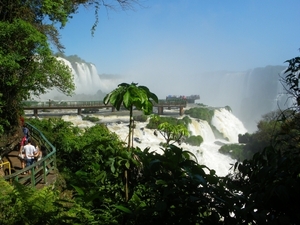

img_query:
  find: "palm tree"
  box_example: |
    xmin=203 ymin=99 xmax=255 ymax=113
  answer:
xmin=103 ymin=82 xmax=158 ymax=201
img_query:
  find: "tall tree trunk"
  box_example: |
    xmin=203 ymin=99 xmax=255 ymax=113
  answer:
xmin=125 ymin=105 xmax=133 ymax=202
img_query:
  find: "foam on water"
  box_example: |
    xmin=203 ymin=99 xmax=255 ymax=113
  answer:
xmin=60 ymin=109 xmax=246 ymax=177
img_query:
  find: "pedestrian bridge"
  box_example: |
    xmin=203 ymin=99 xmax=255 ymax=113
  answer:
xmin=23 ymin=100 xmax=187 ymax=117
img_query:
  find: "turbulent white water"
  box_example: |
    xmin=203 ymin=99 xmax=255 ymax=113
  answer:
xmin=60 ymin=108 xmax=247 ymax=177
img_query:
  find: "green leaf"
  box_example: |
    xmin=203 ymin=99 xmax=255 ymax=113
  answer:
xmin=114 ymin=205 xmax=132 ymax=214
xmin=70 ymin=185 xmax=85 ymax=196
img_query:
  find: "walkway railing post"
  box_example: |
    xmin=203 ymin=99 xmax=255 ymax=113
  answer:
xmin=34 ymin=109 xmax=38 ymax=118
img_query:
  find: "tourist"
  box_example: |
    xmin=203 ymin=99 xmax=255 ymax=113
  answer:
xmin=18 ymin=136 xmax=27 ymax=171
xmin=22 ymin=124 xmax=30 ymax=141
xmin=34 ymin=144 xmax=42 ymax=165
xmin=23 ymin=139 xmax=36 ymax=173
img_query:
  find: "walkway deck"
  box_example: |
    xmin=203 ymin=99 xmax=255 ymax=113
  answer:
xmin=1 ymin=149 xmax=57 ymax=189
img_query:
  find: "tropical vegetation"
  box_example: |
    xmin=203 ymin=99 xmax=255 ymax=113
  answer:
xmin=0 ymin=0 xmax=140 ymax=151
xmin=1 ymin=0 xmax=300 ymax=224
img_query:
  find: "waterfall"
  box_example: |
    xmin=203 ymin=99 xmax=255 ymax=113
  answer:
xmin=37 ymin=57 xmax=121 ymax=100
xmin=63 ymin=108 xmax=247 ymax=177
xmin=211 ymin=108 xmax=247 ymax=143
xmin=188 ymin=119 xmax=215 ymax=143
xmin=42 ymin=56 xmax=292 ymax=133
xmin=64 ymin=59 xmax=102 ymax=95
xmin=198 ymin=66 xmax=289 ymax=132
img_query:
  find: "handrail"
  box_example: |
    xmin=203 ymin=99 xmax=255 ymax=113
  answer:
xmin=22 ymin=100 xmax=187 ymax=108
xmin=4 ymin=122 xmax=57 ymax=187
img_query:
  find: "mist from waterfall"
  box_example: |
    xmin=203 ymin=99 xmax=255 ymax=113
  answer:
xmin=37 ymin=57 xmax=293 ymax=133
xmin=193 ymin=66 xmax=291 ymax=132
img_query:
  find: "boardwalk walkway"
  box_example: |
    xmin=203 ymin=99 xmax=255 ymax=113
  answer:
xmin=2 ymin=123 xmax=57 ymax=189
xmin=1 ymin=149 xmax=56 ymax=189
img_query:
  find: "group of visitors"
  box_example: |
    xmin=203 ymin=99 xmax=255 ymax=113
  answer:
xmin=19 ymin=124 xmax=43 ymax=175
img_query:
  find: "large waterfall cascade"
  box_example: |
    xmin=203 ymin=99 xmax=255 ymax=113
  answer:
xmin=38 ymin=57 xmax=292 ymax=133
xmin=61 ymin=108 xmax=247 ymax=177
xmin=37 ymin=57 xmax=121 ymax=100
xmin=58 ymin=57 xmax=105 ymax=95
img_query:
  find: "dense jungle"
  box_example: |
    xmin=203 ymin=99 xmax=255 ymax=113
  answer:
xmin=0 ymin=1 xmax=300 ymax=224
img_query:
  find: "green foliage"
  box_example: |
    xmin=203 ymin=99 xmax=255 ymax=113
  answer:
xmin=238 ymin=132 xmax=251 ymax=143
xmin=219 ymin=143 xmax=249 ymax=161
xmin=146 ymin=115 xmax=190 ymax=145
xmin=124 ymin=145 xmax=237 ymax=224
xmin=185 ymin=135 xmax=203 ymax=146
xmin=0 ymin=0 xmax=139 ymax=133
xmin=103 ymin=82 xmax=158 ymax=202
xmin=0 ymin=18 xmax=74 ymax=130
xmin=158 ymin=122 xmax=189 ymax=145
xmin=0 ymin=0 xmax=85 ymax=130
xmin=104 ymin=82 xmax=158 ymax=115
xmin=181 ymin=115 xmax=192 ymax=124
xmin=27 ymin=118 xmax=124 ymax=175
xmin=82 ymin=115 xmax=100 ymax=122
xmin=184 ymin=107 xmax=214 ymax=123
xmin=284 ymin=56 xmax=300 ymax=103
xmin=146 ymin=115 xmax=189 ymax=129
xmin=225 ymin=146 xmax=300 ymax=224
xmin=242 ymin=111 xmax=283 ymax=156
xmin=0 ymin=178 xmax=95 ymax=224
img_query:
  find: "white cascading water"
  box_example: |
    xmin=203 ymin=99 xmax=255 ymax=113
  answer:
xmin=61 ymin=108 xmax=247 ymax=177
xmin=38 ymin=57 xmax=120 ymax=100
xmin=211 ymin=108 xmax=247 ymax=143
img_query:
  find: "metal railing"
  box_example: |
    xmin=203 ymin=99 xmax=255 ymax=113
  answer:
xmin=22 ymin=100 xmax=187 ymax=108
xmin=4 ymin=122 xmax=57 ymax=187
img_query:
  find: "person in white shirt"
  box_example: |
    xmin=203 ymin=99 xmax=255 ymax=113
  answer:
xmin=23 ymin=139 xmax=36 ymax=169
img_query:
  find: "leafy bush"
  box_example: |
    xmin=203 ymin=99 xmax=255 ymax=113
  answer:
xmin=238 ymin=133 xmax=251 ymax=143
xmin=185 ymin=135 xmax=203 ymax=146
xmin=126 ymin=145 xmax=236 ymax=224
xmin=82 ymin=116 xmax=100 ymax=122
xmin=184 ymin=107 xmax=214 ymax=123
xmin=0 ymin=178 xmax=95 ymax=224
xmin=146 ymin=115 xmax=189 ymax=129
xmin=181 ymin=115 xmax=192 ymax=125
xmin=218 ymin=143 xmax=249 ymax=161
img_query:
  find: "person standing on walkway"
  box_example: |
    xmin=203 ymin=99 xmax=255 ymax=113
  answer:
xmin=23 ymin=140 xmax=36 ymax=173
xmin=34 ymin=144 xmax=43 ymax=167
xmin=19 ymin=136 xmax=27 ymax=171
xmin=22 ymin=124 xmax=30 ymax=141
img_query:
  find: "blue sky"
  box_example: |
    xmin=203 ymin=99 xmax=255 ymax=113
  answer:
xmin=56 ymin=0 xmax=300 ymax=97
